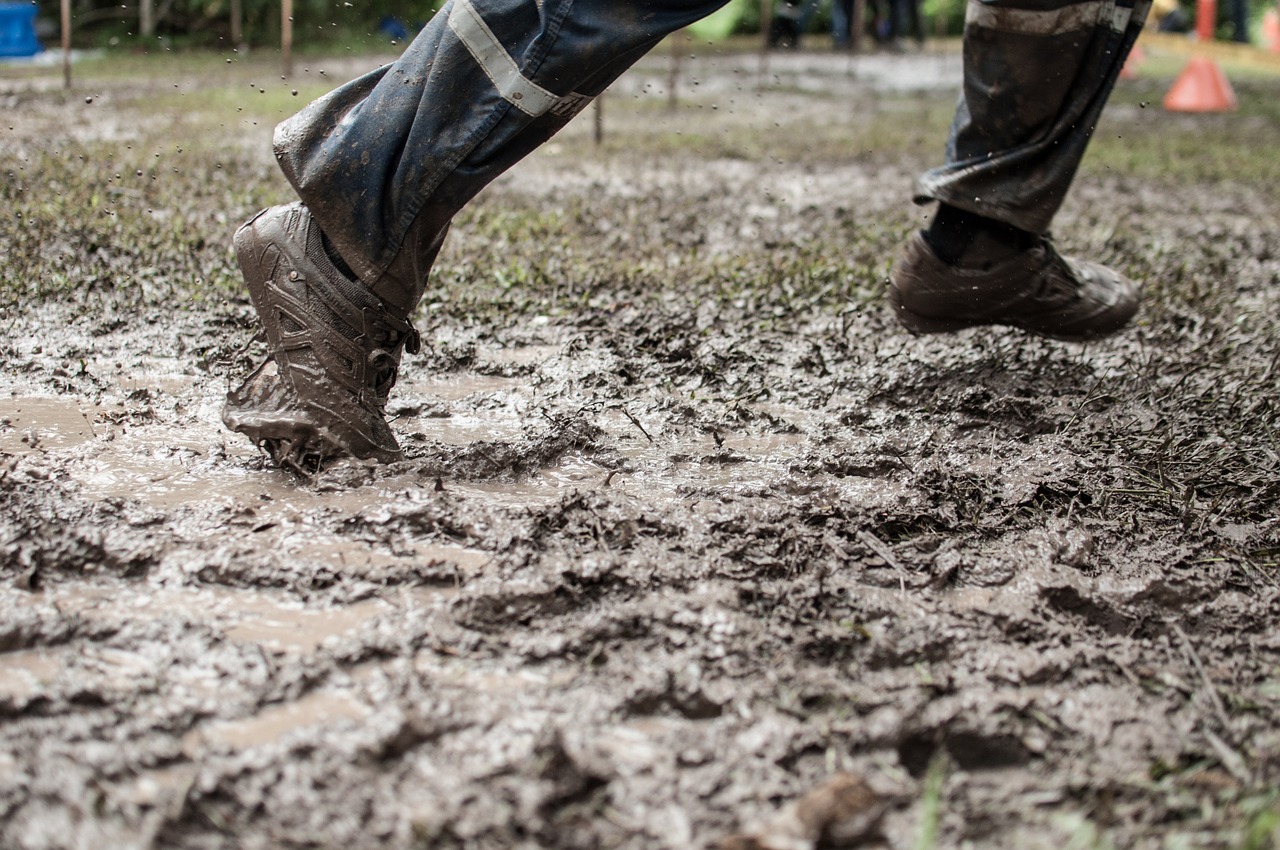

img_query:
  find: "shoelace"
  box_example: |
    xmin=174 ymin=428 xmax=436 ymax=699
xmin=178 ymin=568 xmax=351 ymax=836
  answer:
xmin=360 ymin=308 xmax=421 ymax=403
xmin=1027 ymin=236 xmax=1084 ymax=307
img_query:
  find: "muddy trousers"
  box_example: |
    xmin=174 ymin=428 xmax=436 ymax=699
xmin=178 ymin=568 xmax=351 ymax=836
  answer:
xmin=274 ymin=0 xmax=728 ymax=295
xmin=274 ymin=0 xmax=1150 ymax=293
xmin=916 ymin=0 xmax=1151 ymax=233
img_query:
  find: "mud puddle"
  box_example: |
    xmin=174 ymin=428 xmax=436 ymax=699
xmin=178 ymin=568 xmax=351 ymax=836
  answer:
xmin=184 ymin=690 xmax=373 ymax=752
xmin=0 ymin=397 xmax=99 ymax=454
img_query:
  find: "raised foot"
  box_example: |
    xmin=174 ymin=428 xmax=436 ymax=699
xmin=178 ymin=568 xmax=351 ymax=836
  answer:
xmin=888 ymin=230 xmax=1141 ymax=342
xmin=221 ymin=203 xmax=417 ymax=469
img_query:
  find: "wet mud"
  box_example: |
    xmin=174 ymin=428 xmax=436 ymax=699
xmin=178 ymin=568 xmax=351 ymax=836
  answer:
xmin=2 ymin=45 xmax=1280 ymax=850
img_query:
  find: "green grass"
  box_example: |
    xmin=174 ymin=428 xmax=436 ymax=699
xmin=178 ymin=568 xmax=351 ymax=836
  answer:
xmin=605 ymin=96 xmax=954 ymax=166
xmin=914 ymin=754 xmax=947 ymax=850
xmin=3 ymin=42 xmax=1279 ymax=314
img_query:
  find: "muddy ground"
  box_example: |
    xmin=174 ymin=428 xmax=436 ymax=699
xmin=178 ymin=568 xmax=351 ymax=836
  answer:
xmin=2 ymin=41 xmax=1279 ymax=850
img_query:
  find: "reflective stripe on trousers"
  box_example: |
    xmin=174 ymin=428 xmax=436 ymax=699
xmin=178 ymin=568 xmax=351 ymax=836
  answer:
xmin=274 ymin=0 xmax=727 ymax=282
xmin=273 ymin=0 xmax=1149 ymax=282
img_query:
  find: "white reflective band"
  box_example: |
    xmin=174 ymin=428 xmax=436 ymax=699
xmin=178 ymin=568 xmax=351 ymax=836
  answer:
xmin=448 ymin=0 xmax=559 ymax=116
xmin=550 ymin=91 xmax=594 ymax=118
xmin=965 ymin=0 xmax=1131 ymax=34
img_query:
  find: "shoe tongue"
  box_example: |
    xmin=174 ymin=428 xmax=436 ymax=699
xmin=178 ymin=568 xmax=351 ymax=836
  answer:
xmin=955 ymin=231 xmax=1028 ymax=271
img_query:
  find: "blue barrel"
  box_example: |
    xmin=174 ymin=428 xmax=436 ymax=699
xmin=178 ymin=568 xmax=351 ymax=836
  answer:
xmin=0 ymin=3 xmax=42 ymax=58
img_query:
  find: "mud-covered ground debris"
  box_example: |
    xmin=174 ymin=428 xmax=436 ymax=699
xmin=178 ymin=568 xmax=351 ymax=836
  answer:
xmin=1 ymin=44 xmax=1279 ymax=850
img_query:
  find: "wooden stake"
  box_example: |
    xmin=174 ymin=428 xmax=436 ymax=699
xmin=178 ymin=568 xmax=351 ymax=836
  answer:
xmin=140 ymin=0 xmax=155 ymax=37
xmin=231 ymin=0 xmax=242 ymax=48
xmin=61 ymin=0 xmax=71 ymax=89
xmin=668 ymin=28 xmax=687 ymax=110
xmin=281 ymin=0 xmax=293 ymax=77
xmin=759 ymin=0 xmax=771 ymax=78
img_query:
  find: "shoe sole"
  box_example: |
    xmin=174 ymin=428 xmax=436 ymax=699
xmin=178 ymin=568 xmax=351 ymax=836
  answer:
xmin=887 ymin=281 xmax=1131 ymax=343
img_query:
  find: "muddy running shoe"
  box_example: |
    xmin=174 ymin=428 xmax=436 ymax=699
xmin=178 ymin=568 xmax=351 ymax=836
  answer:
xmin=888 ymin=231 xmax=1140 ymax=341
xmin=222 ymin=203 xmax=420 ymax=469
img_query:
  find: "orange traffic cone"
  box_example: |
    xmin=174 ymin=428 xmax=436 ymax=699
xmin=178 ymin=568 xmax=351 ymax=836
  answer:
xmin=1120 ymin=44 xmax=1146 ymax=79
xmin=1263 ymin=8 xmax=1280 ymax=53
xmin=1163 ymin=56 xmax=1238 ymax=112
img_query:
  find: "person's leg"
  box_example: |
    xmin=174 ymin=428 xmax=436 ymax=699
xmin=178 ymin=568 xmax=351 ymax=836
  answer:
xmin=224 ymin=0 xmax=727 ymax=467
xmin=1229 ymin=0 xmax=1249 ymax=42
xmin=889 ymin=0 xmax=1152 ymax=340
xmin=906 ymin=0 xmax=925 ymax=45
xmin=922 ymin=0 xmax=1150 ymax=233
xmin=889 ymin=0 xmax=907 ymax=44
xmin=832 ymin=0 xmax=854 ymax=48
xmin=865 ymin=0 xmax=883 ymax=42
xmin=280 ymin=0 xmax=727 ymax=288
xmin=798 ymin=0 xmax=826 ymax=37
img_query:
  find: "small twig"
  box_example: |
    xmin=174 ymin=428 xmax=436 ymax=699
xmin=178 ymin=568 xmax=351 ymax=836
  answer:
xmin=858 ymin=529 xmax=908 ymax=593
xmin=1204 ymin=727 xmax=1251 ymax=785
xmin=619 ymin=407 xmax=654 ymax=443
xmin=78 ymin=407 xmax=97 ymax=438
xmin=1172 ymin=623 xmax=1231 ymax=730
xmin=884 ymin=443 xmax=914 ymax=474
xmin=1059 ymin=376 xmax=1105 ymax=435
xmin=1172 ymin=623 xmax=1251 ymax=783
